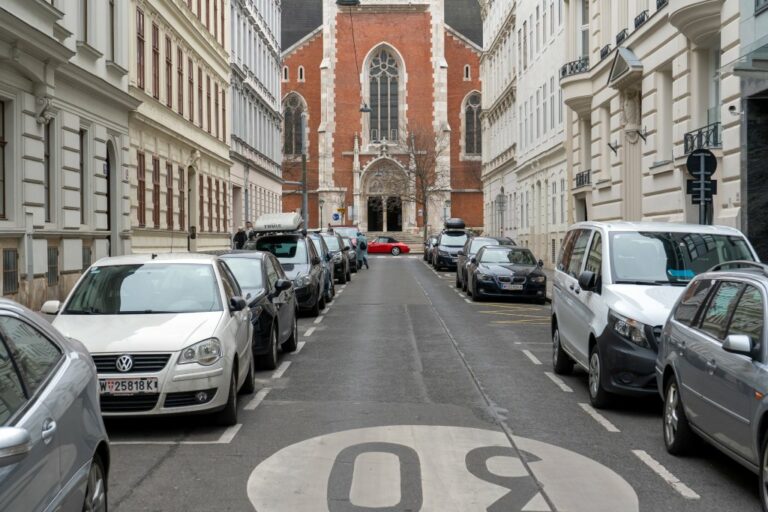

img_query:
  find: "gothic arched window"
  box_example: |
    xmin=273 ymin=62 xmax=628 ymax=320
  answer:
xmin=283 ymin=93 xmax=304 ymax=155
xmin=369 ymin=48 xmax=399 ymax=143
xmin=465 ymin=92 xmax=482 ymax=155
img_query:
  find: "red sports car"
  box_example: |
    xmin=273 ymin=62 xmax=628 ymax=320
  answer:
xmin=367 ymin=236 xmax=411 ymax=256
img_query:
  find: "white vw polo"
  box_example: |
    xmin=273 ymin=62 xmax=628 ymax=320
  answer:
xmin=42 ymin=254 xmax=255 ymax=425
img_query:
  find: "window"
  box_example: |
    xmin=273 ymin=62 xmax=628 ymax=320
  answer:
xmin=522 ymin=21 xmax=528 ymax=69
xmin=543 ymin=83 xmax=548 ymax=133
xmin=298 ymin=66 xmax=305 ymax=82
xmin=188 ymin=58 xmax=194 ymax=122
xmin=152 ymin=23 xmax=159 ymax=99
xmin=566 ymin=229 xmax=591 ymax=278
xmin=215 ymin=179 xmax=221 ymax=232
xmin=0 ymin=336 xmax=26 ymax=425
xmin=214 ymin=83 xmax=219 ymax=138
xmin=584 ymin=232 xmax=602 ymax=286
xmin=177 ymin=48 xmax=184 ymax=115
xmin=178 ymin=166 xmax=185 ymax=230
xmin=205 ymin=0 xmax=210 ymax=29
xmin=213 ymin=0 xmax=218 ymax=39
xmin=165 ymin=36 xmax=172 ymax=108
xmin=0 ymin=317 xmax=62 ymax=396
xmin=82 ymin=246 xmax=91 ymax=270
xmin=674 ymin=279 xmax=715 ymax=326
xmin=220 ymin=0 xmax=225 ymax=45
xmin=222 ymin=90 xmax=226 ymax=141
xmin=207 ymin=176 xmax=213 ymax=232
xmin=197 ymin=0 xmax=201 ymax=21
xmin=464 ymin=64 xmax=471 ymax=81
xmin=369 ymin=48 xmax=400 ymax=142
xmin=465 ymin=92 xmax=482 ymax=155
xmin=560 ymin=178 xmax=565 ymax=223
xmin=198 ymin=174 xmax=204 ymax=230
xmin=47 ymin=246 xmax=58 ymax=286
xmin=206 ymin=75 xmax=211 ymax=133
xmin=282 ymin=66 xmax=289 ymax=82
xmin=166 ymin=163 xmax=173 ymax=229
xmin=79 ymin=130 xmax=87 ymax=224
xmin=729 ymin=286 xmax=764 ymax=348
xmin=79 ymin=0 xmax=88 ymax=42
xmin=137 ymin=151 xmax=146 ymax=227
xmin=283 ymin=93 xmax=304 ymax=155
xmin=44 ymin=122 xmax=52 ymax=223
xmin=223 ymin=181 xmax=228 ymax=232
xmin=2 ymin=249 xmax=18 ymax=295
xmin=108 ymin=0 xmax=115 ymax=61
xmin=0 ymin=102 xmax=5 ymax=219
xmin=550 ymin=77 xmax=556 ymax=129
xmin=198 ymin=68 xmax=203 ymax=128
xmin=700 ymin=282 xmax=743 ymax=340
xmin=152 ymin=156 xmax=160 ymax=228
xmin=759 ymin=0 xmax=768 ymax=14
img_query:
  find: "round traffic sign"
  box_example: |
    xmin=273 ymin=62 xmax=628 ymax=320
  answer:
xmin=686 ymin=149 xmax=717 ymax=178
xmin=332 ymin=213 xmax=341 ymax=221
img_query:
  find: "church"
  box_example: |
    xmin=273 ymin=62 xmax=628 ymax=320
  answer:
xmin=281 ymin=0 xmax=484 ymax=234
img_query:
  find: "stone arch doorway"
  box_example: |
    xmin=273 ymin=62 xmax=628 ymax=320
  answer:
xmin=363 ymin=163 xmax=407 ymax=232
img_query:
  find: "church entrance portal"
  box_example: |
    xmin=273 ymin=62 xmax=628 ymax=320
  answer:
xmin=367 ymin=196 xmax=402 ymax=232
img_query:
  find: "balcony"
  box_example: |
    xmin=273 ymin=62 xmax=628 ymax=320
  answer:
xmin=600 ymin=44 xmax=612 ymax=60
xmin=616 ymin=29 xmax=629 ymax=46
xmin=684 ymin=122 xmax=721 ymax=154
xmin=657 ymin=0 xmax=669 ymax=8
xmin=560 ymin=56 xmax=590 ymax=79
xmin=574 ymin=170 xmax=592 ymax=189
xmin=634 ymin=10 xmax=649 ymax=29
xmin=560 ymin=57 xmax=593 ymax=115
xmin=668 ymin=0 xmax=724 ymax=45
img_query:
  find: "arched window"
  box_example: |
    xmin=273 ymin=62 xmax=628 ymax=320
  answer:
xmin=464 ymin=64 xmax=471 ymax=80
xmin=369 ymin=48 xmax=399 ymax=143
xmin=282 ymin=66 xmax=289 ymax=82
xmin=465 ymin=92 xmax=482 ymax=155
xmin=283 ymin=93 xmax=304 ymax=155
xmin=298 ymin=66 xmax=305 ymax=82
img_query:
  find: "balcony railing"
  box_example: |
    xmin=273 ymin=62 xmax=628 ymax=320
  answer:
xmin=600 ymin=44 xmax=612 ymax=60
xmin=657 ymin=0 xmax=668 ymax=9
xmin=616 ymin=29 xmax=629 ymax=46
xmin=684 ymin=122 xmax=722 ymax=154
xmin=560 ymin=57 xmax=590 ymax=79
xmin=634 ymin=10 xmax=649 ymax=29
xmin=575 ymin=170 xmax=592 ymax=189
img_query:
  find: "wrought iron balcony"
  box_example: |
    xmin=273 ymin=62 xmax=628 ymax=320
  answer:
xmin=634 ymin=10 xmax=649 ymax=29
xmin=560 ymin=57 xmax=590 ymax=79
xmin=684 ymin=122 xmax=721 ymax=154
xmin=657 ymin=0 xmax=669 ymax=9
xmin=574 ymin=170 xmax=592 ymax=189
xmin=616 ymin=29 xmax=629 ymax=46
xmin=600 ymin=44 xmax=612 ymax=60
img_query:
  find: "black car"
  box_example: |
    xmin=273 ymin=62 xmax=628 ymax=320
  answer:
xmin=456 ymin=236 xmax=515 ymax=290
xmin=342 ymin=236 xmax=358 ymax=273
xmin=465 ymin=246 xmax=546 ymax=303
xmin=321 ymin=232 xmax=351 ymax=284
xmin=432 ymin=230 xmax=469 ymax=270
xmin=423 ymin=235 xmax=438 ymax=263
xmin=248 ymin=233 xmax=326 ymax=316
xmin=216 ymin=251 xmax=299 ymax=370
xmin=308 ymin=233 xmax=336 ymax=303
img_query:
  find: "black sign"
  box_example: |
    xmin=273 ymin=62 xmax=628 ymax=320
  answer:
xmin=686 ymin=149 xmax=717 ymax=178
xmin=687 ymin=179 xmax=717 ymax=204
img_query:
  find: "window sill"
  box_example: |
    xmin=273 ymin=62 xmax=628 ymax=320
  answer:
xmin=76 ymin=41 xmax=103 ymax=59
xmin=35 ymin=0 xmax=64 ymax=21
xmin=53 ymin=21 xmax=72 ymax=41
xmin=595 ymin=179 xmax=612 ymax=191
xmin=648 ymin=159 xmax=674 ymax=176
xmin=106 ymin=60 xmax=128 ymax=76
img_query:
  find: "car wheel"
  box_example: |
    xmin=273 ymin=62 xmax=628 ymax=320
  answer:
xmin=552 ymin=324 xmax=574 ymax=375
xmin=351 ymin=262 xmax=358 ymax=273
xmin=391 ymin=247 xmax=401 ymax=256
xmin=471 ymin=283 xmax=483 ymax=302
xmin=455 ymin=274 xmax=461 ymax=287
xmin=346 ymin=269 xmax=352 ymax=282
xmin=760 ymin=435 xmax=768 ymax=511
xmin=82 ymin=453 xmax=107 ymax=512
xmin=215 ymin=369 xmax=238 ymax=426
xmin=319 ymin=292 xmax=326 ymax=311
xmin=240 ymin=354 xmax=256 ymax=395
xmin=331 ymin=280 xmax=336 ymax=298
xmin=664 ymin=377 xmax=694 ymax=455
xmin=588 ymin=344 xmax=612 ymax=409
xmin=282 ymin=315 xmax=298 ymax=353
xmin=255 ymin=327 xmax=279 ymax=370
xmin=338 ymin=269 xmax=347 ymax=285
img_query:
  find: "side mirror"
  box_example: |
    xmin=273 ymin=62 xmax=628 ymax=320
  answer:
xmin=470 ymin=257 xmax=478 ymax=265
xmin=275 ymin=279 xmax=292 ymax=292
xmin=578 ymin=271 xmax=597 ymax=292
xmin=229 ymin=297 xmax=247 ymax=312
xmin=538 ymin=259 xmax=544 ymax=268
xmin=723 ymin=334 xmax=753 ymax=357
xmin=458 ymin=250 xmax=465 ymax=256
xmin=0 ymin=427 xmax=31 ymax=467
xmin=41 ymin=300 xmax=61 ymax=315
xmin=312 ymin=256 xmax=322 ymax=265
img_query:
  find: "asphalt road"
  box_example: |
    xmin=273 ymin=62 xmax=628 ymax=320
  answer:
xmin=106 ymin=256 xmax=761 ymax=511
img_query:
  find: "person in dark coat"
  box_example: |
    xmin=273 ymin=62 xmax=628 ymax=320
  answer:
xmin=233 ymin=227 xmax=247 ymax=249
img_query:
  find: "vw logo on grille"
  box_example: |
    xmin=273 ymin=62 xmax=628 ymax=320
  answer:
xmin=115 ymin=355 xmax=134 ymax=373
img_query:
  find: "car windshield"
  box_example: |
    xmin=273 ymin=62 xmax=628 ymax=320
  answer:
xmin=221 ymin=258 xmax=263 ymax=291
xmin=335 ymin=228 xmax=358 ymax=238
xmin=610 ymin=231 xmax=755 ymax=285
xmin=255 ymin=237 xmax=308 ymax=264
xmin=481 ymin=249 xmax=537 ymax=265
xmin=470 ymin=239 xmax=498 ymax=254
xmin=441 ymin=232 xmax=468 ymax=247
xmin=63 ymin=263 xmax=221 ymax=314
xmin=323 ymin=236 xmax=341 ymax=251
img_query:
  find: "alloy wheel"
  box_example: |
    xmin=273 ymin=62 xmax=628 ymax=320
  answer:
xmin=552 ymin=329 xmax=561 ymax=367
xmin=83 ymin=458 xmax=107 ymax=512
xmin=589 ymin=352 xmax=600 ymax=399
xmin=664 ymin=382 xmax=679 ymax=446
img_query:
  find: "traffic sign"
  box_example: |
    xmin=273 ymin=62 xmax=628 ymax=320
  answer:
xmin=331 ymin=212 xmax=341 ymax=222
xmin=686 ymin=149 xmax=717 ymax=178
xmin=686 ymin=179 xmax=717 ymax=200
xmin=337 ymin=208 xmax=347 ymax=214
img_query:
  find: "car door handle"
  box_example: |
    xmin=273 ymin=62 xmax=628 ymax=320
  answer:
xmin=706 ymin=359 xmax=717 ymax=375
xmin=42 ymin=419 xmax=56 ymax=445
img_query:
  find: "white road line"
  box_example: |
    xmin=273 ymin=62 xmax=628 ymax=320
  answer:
xmin=579 ymin=403 xmax=620 ymax=433
xmin=294 ymin=341 xmax=306 ymax=354
xmin=272 ymin=361 xmax=292 ymax=379
xmin=464 ymin=298 xmax=472 ymax=304
xmin=111 ymin=424 xmax=243 ymax=446
xmin=314 ymin=315 xmax=325 ymax=324
xmin=632 ymin=450 xmax=700 ymax=499
xmin=215 ymin=424 xmax=243 ymax=444
xmin=522 ymin=350 xmax=542 ymax=365
xmin=304 ymin=327 xmax=316 ymax=337
xmin=544 ymin=372 xmax=573 ymax=392
xmin=245 ymin=387 xmax=272 ymax=410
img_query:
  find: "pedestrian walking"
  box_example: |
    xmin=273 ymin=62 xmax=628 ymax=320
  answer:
xmin=356 ymin=232 xmax=369 ymax=269
xmin=233 ymin=227 xmax=247 ymax=249
xmin=245 ymin=221 xmax=255 ymax=239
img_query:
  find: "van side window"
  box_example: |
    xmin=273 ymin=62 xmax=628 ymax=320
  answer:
xmin=674 ymin=279 xmax=714 ymax=326
xmin=566 ymin=230 xmax=592 ymax=278
xmin=558 ymin=230 xmax=578 ymax=271
xmin=699 ymin=281 xmax=744 ymax=341
xmin=584 ymin=232 xmax=602 ymax=281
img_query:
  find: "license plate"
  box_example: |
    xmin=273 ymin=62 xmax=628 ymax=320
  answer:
xmin=99 ymin=377 xmax=159 ymax=395
xmin=502 ymin=284 xmax=524 ymax=291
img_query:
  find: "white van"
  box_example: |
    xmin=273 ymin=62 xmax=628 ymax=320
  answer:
xmin=551 ymin=222 xmax=758 ymax=408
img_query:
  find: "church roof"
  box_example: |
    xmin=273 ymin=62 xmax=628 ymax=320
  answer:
xmin=445 ymin=0 xmax=483 ymax=47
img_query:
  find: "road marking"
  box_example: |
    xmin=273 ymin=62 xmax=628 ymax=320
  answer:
xmin=245 ymin=387 xmax=271 ymax=410
xmin=272 ymin=361 xmax=291 ymax=379
xmin=522 ymin=350 xmax=542 ymax=365
xmin=314 ymin=315 xmax=325 ymax=324
xmin=464 ymin=298 xmax=472 ymax=304
xmin=111 ymin=424 xmax=243 ymax=446
xmin=579 ymin=403 xmax=620 ymax=433
xmin=304 ymin=327 xmax=316 ymax=337
xmin=294 ymin=341 xmax=306 ymax=354
xmin=544 ymin=372 xmax=573 ymax=393
xmin=632 ymin=450 xmax=700 ymax=500
xmin=350 ymin=452 xmax=401 ymax=507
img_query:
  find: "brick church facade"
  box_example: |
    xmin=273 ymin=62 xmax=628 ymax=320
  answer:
xmin=281 ymin=0 xmax=484 ymax=233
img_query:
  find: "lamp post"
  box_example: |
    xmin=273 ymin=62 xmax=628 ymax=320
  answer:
xmin=319 ymin=199 xmax=325 ymax=229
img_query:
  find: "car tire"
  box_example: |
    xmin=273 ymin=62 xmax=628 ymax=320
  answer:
xmin=391 ymin=247 xmax=401 ymax=256
xmin=319 ymin=292 xmax=326 ymax=311
xmin=215 ymin=369 xmax=238 ymax=426
xmin=255 ymin=327 xmax=279 ymax=370
xmin=664 ymin=377 xmax=694 ymax=455
xmin=282 ymin=315 xmax=298 ymax=353
xmin=338 ymin=269 xmax=347 ymax=285
xmin=82 ymin=452 xmax=108 ymax=512
xmin=455 ymin=274 xmax=461 ymax=288
xmin=346 ymin=269 xmax=352 ymax=282
xmin=588 ymin=344 xmax=613 ymax=409
xmin=240 ymin=355 xmax=256 ymax=395
xmin=760 ymin=435 xmax=768 ymax=511
xmin=351 ymin=262 xmax=358 ymax=273
xmin=552 ymin=323 xmax=574 ymax=375
xmin=471 ymin=283 xmax=483 ymax=302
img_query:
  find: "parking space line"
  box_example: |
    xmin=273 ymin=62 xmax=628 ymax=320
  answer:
xmin=304 ymin=327 xmax=316 ymax=337
xmin=245 ymin=387 xmax=271 ymax=411
xmin=632 ymin=450 xmax=700 ymax=499
xmin=111 ymin=424 xmax=243 ymax=446
xmin=579 ymin=403 xmax=620 ymax=432
xmin=314 ymin=315 xmax=325 ymax=324
xmin=464 ymin=298 xmax=472 ymax=304
xmin=272 ymin=361 xmax=291 ymax=379
xmin=522 ymin=350 xmax=542 ymax=365
xmin=294 ymin=341 xmax=306 ymax=354
xmin=544 ymin=372 xmax=573 ymax=392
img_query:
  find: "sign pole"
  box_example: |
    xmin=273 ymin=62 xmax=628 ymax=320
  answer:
xmin=698 ymin=153 xmax=706 ymax=225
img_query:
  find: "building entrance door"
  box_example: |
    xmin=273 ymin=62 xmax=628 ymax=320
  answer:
xmin=368 ymin=197 xmax=383 ymax=231
xmin=386 ymin=197 xmax=402 ymax=232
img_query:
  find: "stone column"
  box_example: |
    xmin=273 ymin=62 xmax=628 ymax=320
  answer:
xmin=621 ymin=89 xmax=642 ymax=221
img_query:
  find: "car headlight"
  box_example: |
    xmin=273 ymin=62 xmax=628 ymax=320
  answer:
xmin=333 ymin=253 xmax=343 ymax=262
xmin=294 ymin=275 xmax=312 ymax=287
xmin=438 ymin=249 xmax=449 ymax=256
xmin=478 ymin=273 xmax=494 ymax=281
xmin=610 ymin=311 xmax=650 ymax=348
xmin=530 ymin=276 xmax=546 ymax=284
xmin=178 ymin=338 xmax=222 ymax=366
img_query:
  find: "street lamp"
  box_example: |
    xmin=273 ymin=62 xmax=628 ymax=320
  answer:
xmin=319 ymin=199 xmax=325 ymax=229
